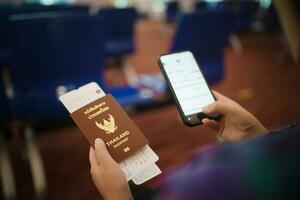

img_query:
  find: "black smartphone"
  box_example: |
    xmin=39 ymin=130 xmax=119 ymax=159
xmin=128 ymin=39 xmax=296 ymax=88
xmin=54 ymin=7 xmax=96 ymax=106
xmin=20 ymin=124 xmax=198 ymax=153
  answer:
xmin=158 ymin=51 xmax=220 ymax=126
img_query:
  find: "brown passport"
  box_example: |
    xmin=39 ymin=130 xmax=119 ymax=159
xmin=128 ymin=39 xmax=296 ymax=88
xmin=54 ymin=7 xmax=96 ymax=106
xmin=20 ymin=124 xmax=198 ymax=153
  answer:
xmin=71 ymin=94 xmax=148 ymax=162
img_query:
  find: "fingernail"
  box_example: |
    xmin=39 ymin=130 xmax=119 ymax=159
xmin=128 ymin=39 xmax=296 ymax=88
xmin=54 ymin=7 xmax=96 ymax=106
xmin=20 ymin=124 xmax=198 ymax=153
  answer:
xmin=95 ymin=138 xmax=103 ymax=146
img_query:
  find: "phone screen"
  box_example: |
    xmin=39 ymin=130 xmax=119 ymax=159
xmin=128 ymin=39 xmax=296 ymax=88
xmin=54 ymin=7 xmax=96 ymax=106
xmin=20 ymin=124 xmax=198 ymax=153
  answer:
xmin=160 ymin=51 xmax=215 ymax=122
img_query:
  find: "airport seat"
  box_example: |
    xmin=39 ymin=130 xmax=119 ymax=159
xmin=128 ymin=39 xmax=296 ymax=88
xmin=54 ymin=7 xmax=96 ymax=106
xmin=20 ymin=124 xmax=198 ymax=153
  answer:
xmin=165 ymin=1 xmax=179 ymax=23
xmin=8 ymin=15 xmax=102 ymax=118
xmin=98 ymin=7 xmax=137 ymax=57
xmin=8 ymin=14 xmax=153 ymax=119
xmin=170 ymin=11 xmax=235 ymax=84
xmin=0 ymin=4 xmax=89 ymax=69
xmin=7 ymin=14 xmax=153 ymax=198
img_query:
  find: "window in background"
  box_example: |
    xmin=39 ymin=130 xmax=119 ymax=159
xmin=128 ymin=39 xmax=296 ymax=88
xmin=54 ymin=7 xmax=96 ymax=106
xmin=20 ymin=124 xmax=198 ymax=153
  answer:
xmin=115 ymin=0 xmax=128 ymax=8
xmin=259 ymin=0 xmax=271 ymax=9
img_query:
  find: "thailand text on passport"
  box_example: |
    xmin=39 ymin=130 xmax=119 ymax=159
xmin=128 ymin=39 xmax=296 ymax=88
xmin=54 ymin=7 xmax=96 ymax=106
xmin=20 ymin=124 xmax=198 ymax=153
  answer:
xmin=71 ymin=94 xmax=148 ymax=162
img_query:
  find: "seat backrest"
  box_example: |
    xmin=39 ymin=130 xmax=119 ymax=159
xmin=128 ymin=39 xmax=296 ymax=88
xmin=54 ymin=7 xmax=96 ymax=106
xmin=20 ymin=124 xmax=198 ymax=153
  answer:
xmin=7 ymin=15 xmax=106 ymax=118
xmin=9 ymin=15 xmax=105 ymax=95
xmin=170 ymin=11 xmax=236 ymax=84
xmin=171 ymin=11 xmax=235 ymax=60
xmin=97 ymin=7 xmax=137 ymax=40
xmin=1 ymin=4 xmax=89 ymax=62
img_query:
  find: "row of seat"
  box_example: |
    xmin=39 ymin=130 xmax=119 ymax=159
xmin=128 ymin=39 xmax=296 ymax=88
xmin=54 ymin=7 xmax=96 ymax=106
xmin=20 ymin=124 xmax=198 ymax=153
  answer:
xmin=0 ymin=8 xmax=143 ymax=199
xmin=0 ymin=7 xmax=237 ymax=198
xmin=4 ymin=15 xmax=151 ymax=118
xmin=171 ymin=11 xmax=235 ymax=84
xmin=0 ymin=7 xmax=238 ymax=122
xmin=1 ymin=5 xmax=137 ymax=57
xmin=1 ymin=5 xmax=138 ymax=59
xmin=166 ymin=0 xmax=278 ymax=32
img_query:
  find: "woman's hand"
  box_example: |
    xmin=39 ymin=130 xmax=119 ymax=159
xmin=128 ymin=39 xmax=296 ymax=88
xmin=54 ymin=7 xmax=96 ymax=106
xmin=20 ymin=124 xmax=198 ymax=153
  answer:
xmin=202 ymin=91 xmax=268 ymax=142
xmin=89 ymin=138 xmax=133 ymax=200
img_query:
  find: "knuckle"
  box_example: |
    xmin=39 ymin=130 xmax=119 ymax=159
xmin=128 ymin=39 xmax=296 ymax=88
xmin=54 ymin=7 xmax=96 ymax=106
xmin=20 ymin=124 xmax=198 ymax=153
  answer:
xmin=90 ymin=167 xmax=99 ymax=176
xmin=90 ymin=168 xmax=94 ymax=175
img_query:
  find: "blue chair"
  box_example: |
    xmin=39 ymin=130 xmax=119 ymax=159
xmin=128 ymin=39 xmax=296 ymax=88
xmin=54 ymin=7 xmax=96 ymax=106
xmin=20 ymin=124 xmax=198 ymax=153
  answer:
xmin=8 ymin=15 xmax=103 ymax=118
xmin=98 ymin=7 xmax=137 ymax=57
xmin=1 ymin=4 xmax=89 ymax=69
xmin=8 ymin=14 xmax=153 ymax=119
xmin=5 ymin=10 xmax=152 ymax=199
xmin=170 ymin=11 xmax=235 ymax=84
xmin=8 ymin=14 xmax=153 ymax=198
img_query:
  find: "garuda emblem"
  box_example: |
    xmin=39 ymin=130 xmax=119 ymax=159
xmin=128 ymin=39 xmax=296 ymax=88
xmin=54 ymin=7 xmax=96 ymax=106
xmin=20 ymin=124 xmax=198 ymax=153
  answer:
xmin=95 ymin=114 xmax=118 ymax=134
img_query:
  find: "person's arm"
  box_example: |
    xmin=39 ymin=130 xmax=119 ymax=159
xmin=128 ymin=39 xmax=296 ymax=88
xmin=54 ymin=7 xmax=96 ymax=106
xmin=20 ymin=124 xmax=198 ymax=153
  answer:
xmin=202 ymin=91 xmax=268 ymax=142
xmin=89 ymin=91 xmax=268 ymax=199
xmin=89 ymin=138 xmax=133 ymax=200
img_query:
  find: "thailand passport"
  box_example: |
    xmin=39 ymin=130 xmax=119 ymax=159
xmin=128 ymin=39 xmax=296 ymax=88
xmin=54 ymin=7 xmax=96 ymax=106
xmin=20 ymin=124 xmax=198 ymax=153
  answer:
xmin=71 ymin=94 xmax=148 ymax=162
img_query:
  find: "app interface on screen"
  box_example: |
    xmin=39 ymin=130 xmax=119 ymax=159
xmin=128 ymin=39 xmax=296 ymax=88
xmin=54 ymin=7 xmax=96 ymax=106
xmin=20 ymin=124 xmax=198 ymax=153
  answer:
xmin=161 ymin=52 xmax=215 ymax=116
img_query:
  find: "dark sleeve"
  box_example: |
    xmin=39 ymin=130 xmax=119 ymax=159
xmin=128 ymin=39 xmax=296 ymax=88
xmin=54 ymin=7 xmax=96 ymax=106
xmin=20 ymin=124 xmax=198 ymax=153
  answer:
xmin=154 ymin=123 xmax=300 ymax=200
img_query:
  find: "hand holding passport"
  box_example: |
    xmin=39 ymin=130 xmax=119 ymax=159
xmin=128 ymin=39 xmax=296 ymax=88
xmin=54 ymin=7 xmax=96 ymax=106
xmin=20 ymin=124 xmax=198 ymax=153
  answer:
xmin=59 ymin=82 xmax=161 ymax=184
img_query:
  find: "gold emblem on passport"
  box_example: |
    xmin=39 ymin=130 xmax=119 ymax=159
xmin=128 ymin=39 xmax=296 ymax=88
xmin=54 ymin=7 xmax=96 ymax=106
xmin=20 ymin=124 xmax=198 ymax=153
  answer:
xmin=95 ymin=114 xmax=118 ymax=134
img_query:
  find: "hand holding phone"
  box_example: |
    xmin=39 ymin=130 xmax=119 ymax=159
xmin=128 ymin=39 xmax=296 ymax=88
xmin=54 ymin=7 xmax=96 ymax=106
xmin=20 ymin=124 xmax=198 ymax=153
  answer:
xmin=158 ymin=51 xmax=220 ymax=126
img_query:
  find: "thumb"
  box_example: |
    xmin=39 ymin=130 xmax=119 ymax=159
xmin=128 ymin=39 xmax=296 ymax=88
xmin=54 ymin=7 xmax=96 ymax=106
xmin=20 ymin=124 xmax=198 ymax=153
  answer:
xmin=202 ymin=101 xmax=232 ymax=116
xmin=94 ymin=138 xmax=115 ymax=167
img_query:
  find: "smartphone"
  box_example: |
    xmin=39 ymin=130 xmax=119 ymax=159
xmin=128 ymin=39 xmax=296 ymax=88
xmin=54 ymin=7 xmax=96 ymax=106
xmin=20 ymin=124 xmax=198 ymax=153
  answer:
xmin=158 ymin=51 xmax=220 ymax=126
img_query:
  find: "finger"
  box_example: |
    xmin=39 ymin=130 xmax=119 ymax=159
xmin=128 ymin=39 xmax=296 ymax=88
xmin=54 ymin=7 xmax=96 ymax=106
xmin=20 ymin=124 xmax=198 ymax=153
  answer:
xmin=202 ymin=118 xmax=220 ymax=132
xmin=211 ymin=90 xmax=226 ymax=100
xmin=212 ymin=90 xmax=231 ymax=103
xmin=202 ymin=101 xmax=232 ymax=116
xmin=94 ymin=138 xmax=115 ymax=167
xmin=212 ymin=90 xmax=239 ymax=105
xmin=89 ymin=147 xmax=99 ymax=173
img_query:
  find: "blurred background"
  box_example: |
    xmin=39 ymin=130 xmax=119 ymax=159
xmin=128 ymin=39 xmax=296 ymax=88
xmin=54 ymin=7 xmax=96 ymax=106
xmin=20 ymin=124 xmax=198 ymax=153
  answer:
xmin=0 ymin=0 xmax=299 ymax=199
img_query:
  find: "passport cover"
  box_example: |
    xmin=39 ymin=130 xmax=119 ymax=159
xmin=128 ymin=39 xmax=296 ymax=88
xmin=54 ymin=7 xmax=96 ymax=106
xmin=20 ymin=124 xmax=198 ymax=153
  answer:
xmin=71 ymin=94 xmax=148 ymax=162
